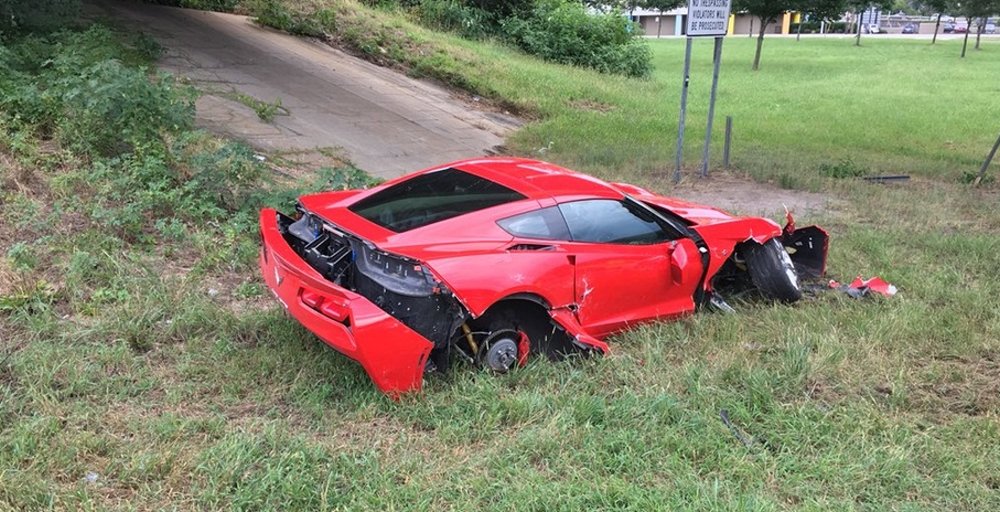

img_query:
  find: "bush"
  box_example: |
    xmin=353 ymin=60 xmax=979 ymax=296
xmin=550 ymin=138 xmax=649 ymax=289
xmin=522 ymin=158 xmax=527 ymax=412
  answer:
xmin=790 ymin=21 xmax=850 ymax=34
xmin=819 ymin=158 xmax=867 ymax=179
xmin=789 ymin=22 xmax=820 ymax=33
xmin=1 ymin=23 xmax=272 ymax=241
xmin=0 ymin=0 xmax=81 ymax=38
xmin=66 ymin=135 xmax=269 ymax=240
xmin=0 ymin=26 xmax=194 ymax=157
xmin=177 ymin=0 xmax=241 ymax=10
xmin=466 ymin=0 xmax=534 ymax=18
xmin=415 ymin=0 xmax=495 ymax=39
xmin=500 ymin=0 xmax=651 ymax=78
xmin=246 ymin=0 xmax=326 ymax=37
xmin=57 ymin=61 xmax=195 ymax=156
xmin=143 ymin=0 xmax=241 ymax=12
xmin=826 ymin=21 xmax=850 ymax=34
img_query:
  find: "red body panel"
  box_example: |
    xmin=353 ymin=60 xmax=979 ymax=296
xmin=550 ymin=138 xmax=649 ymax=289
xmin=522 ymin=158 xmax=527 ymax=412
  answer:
xmin=425 ymin=247 xmax=577 ymax=316
xmin=565 ymin=238 xmax=697 ymax=337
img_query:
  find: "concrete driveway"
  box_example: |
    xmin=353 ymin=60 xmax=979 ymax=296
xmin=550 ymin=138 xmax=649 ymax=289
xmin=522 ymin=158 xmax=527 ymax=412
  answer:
xmin=90 ymin=1 xmax=519 ymax=178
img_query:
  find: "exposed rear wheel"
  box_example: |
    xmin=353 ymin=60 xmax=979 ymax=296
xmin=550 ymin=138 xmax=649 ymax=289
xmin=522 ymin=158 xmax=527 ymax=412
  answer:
xmin=464 ymin=301 xmax=573 ymax=371
xmin=746 ymin=238 xmax=802 ymax=303
xmin=478 ymin=329 xmax=522 ymax=373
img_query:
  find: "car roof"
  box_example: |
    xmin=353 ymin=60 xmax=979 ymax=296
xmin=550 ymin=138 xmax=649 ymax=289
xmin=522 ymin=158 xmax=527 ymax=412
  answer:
xmin=447 ymin=157 xmax=624 ymax=201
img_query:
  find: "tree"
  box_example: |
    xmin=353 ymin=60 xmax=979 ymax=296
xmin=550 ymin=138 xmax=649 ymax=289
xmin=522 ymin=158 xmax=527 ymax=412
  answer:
xmin=0 ymin=0 xmax=80 ymax=36
xmin=794 ymin=0 xmax=847 ymax=40
xmin=643 ymin=0 xmax=683 ymax=37
xmin=973 ymin=14 xmax=985 ymax=49
xmin=466 ymin=0 xmax=535 ymax=18
xmin=912 ymin=0 xmax=951 ymax=44
xmin=957 ymin=0 xmax=995 ymax=56
xmin=973 ymin=0 xmax=1000 ymax=50
xmin=732 ymin=0 xmax=793 ymax=70
xmin=845 ymin=0 xmax=893 ymax=46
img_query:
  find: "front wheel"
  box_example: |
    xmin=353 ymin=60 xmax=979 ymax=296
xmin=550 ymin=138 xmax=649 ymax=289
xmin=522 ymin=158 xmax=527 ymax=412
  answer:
xmin=745 ymin=239 xmax=802 ymax=303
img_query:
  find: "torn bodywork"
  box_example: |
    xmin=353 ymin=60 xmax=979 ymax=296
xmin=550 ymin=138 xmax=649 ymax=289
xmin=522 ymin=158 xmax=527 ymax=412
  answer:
xmin=259 ymin=157 xmax=829 ymax=396
xmin=829 ymin=276 xmax=897 ymax=298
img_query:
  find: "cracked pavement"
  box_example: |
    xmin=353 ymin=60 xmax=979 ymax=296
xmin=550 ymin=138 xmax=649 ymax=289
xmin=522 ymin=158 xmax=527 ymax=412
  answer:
xmin=90 ymin=0 xmax=520 ymax=178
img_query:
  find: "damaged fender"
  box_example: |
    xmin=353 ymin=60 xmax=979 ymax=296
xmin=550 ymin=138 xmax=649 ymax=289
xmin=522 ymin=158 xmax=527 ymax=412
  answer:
xmin=548 ymin=307 xmax=611 ymax=355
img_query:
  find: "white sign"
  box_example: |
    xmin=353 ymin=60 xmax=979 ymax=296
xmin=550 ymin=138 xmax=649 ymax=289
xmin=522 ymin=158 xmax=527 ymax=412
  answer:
xmin=859 ymin=7 xmax=881 ymax=27
xmin=686 ymin=0 xmax=732 ymax=37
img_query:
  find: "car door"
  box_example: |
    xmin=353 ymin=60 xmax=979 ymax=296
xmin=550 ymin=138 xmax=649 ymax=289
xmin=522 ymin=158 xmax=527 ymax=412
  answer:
xmin=557 ymin=199 xmax=703 ymax=337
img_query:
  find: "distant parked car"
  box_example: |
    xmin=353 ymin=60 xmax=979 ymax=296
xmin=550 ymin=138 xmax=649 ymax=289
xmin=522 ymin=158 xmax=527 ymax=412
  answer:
xmin=942 ymin=22 xmax=955 ymax=33
xmin=954 ymin=23 xmax=968 ymax=33
xmin=902 ymin=23 xmax=918 ymax=34
xmin=986 ymin=22 xmax=997 ymax=34
xmin=863 ymin=24 xmax=881 ymax=34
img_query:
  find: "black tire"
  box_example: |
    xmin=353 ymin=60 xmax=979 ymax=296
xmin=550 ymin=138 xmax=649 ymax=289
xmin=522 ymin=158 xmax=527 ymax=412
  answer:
xmin=745 ymin=239 xmax=802 ymax=303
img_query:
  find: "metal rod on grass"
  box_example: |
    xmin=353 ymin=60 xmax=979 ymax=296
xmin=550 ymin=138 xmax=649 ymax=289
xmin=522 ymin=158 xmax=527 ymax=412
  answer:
xmin=673 ymin=37 xmax=693 ymax=184
xmin=973 ymin=132 xmax=1000 ymax=186
xmin=723 ymin=116 xmax=732 ymax=168
xmin=700 ymin=37 xmax=724 ymax=178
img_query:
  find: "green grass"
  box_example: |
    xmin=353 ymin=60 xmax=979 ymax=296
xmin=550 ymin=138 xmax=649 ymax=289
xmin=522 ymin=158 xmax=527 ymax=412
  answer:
xmin=469 ymin=35 xmax=1000 ymax=186
xmin=227 ymin=91 xmax=285 ymax=122
xmin=3 ymin=6 xmax=1000 ymax=511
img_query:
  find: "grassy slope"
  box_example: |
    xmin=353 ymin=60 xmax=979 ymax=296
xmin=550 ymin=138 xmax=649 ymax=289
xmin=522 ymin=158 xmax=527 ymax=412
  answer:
xmin=2 ymin=5 xmax=1000 ymax=511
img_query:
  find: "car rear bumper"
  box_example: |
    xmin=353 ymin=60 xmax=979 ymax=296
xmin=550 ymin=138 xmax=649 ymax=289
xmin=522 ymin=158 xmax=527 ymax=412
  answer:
xmin=258 ymin=208 xmax=433 ymax=396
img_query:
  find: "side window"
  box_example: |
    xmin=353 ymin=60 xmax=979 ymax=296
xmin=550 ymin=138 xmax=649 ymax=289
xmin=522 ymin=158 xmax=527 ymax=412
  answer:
xmin=558 ymin=199 xmax=671 ymax=244
xmin=497 ymin=206 xmax=571 ymax=240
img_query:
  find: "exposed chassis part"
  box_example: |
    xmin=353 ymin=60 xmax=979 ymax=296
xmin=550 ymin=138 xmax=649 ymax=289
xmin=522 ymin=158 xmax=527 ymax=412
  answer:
xmin=709 ymin=216 xmax=829 ymax=301
xmin=280 ymin=211 xmax=465 ymax=350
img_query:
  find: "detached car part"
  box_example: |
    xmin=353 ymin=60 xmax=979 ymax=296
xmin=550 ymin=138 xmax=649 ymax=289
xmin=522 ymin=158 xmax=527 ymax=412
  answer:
xmin=259 ymin=158 xmax=828 ymax=396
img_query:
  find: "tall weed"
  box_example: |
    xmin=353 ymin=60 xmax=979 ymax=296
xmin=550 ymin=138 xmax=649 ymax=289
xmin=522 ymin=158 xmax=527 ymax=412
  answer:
xmin=500 ymin=0 xmax=651 ymax=78
xmin=0 ymin=26 xmax=194 ymax=157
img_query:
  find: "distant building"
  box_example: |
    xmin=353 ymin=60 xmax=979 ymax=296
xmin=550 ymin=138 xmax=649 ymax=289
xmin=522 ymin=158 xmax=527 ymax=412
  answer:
xmin=629 ymin=7 xmax=687 ymax=37
xmin=630 ymin=8 xmax=801 ymax=37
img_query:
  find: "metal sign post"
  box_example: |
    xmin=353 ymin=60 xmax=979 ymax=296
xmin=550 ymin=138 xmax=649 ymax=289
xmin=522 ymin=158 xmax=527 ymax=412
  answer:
xmin=673 ymin=0 xmax=732 ymax=183
xmin=673 ymin=38 xmax=693 ymax=184
xmin=700 ymin=36 xmax=724 ymax=177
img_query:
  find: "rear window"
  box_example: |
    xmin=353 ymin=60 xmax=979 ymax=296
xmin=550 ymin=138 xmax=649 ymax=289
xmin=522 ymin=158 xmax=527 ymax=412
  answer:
xmin=349 ymin=168 xmax=526 ymax=232
xmin=497 ymin=206 xmax=571 ymax=240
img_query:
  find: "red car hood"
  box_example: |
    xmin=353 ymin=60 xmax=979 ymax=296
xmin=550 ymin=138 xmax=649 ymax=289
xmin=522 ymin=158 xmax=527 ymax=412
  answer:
xmin=614 ymin=184 xmax=783 ymax=245
xmin=609 ymin=182 xmax=739 ymax=226
xmin=648 ymin=197 xmax=738 ymax=225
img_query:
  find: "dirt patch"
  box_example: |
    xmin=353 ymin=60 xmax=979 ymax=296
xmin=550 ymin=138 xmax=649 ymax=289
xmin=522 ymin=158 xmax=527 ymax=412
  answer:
xmin=567 ymin=99 xmax=615 ymax=114
xmin=911 ymin=354 xmax=1000 ymax=418
xmin=803 ymin=378 xmax=844 ymax=403
xmin=671 ymin=172 xmax=837 ymax=219
xmin=0 ymin=258 xmax=17 ymax=298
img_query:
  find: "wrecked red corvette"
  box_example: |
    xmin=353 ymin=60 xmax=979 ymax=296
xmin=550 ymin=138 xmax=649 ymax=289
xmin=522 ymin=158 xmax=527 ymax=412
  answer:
xmin=259 ymin=158 xmax=828 ymax=395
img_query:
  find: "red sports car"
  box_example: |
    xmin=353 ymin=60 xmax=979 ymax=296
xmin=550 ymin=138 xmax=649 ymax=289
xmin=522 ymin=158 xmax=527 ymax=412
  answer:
xmin=259 ymin=158 xmax=828 ymax=395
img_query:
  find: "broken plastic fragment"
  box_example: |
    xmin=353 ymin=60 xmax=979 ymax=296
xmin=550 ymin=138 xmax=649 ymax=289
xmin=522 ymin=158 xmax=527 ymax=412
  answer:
xmin=828 ymin=276 xmax=897 ymax=298
xmin=708 ymin=293 xmax=736 ymax=313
